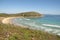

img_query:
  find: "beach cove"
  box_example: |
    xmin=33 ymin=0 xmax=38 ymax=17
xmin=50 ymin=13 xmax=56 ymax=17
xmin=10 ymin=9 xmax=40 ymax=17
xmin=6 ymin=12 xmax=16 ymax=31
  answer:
xmin=0 ymin=14 xmax=60 ymax=40
xmin=1 ymin=15 xmax=60 ymax=36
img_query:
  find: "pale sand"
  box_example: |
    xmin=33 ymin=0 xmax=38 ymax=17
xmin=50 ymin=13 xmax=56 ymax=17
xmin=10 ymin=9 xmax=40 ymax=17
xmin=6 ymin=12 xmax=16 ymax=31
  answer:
xmin=0 ymin=17 xmax=6 ymax=23
xmin=2 ymin=17 xmax=22 ymax=24
xmin=1 ymin=17 xmax=29 ymax=28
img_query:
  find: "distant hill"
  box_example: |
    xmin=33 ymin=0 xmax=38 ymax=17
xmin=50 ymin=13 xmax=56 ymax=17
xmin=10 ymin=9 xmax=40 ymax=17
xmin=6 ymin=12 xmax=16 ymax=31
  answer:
xmin=14 ymin=12 xmax=42 ymax=17
xmin=0 ymin=13 xmax=9 ymax=17
xmin=0 ymin=12 xmax=42 ymax=18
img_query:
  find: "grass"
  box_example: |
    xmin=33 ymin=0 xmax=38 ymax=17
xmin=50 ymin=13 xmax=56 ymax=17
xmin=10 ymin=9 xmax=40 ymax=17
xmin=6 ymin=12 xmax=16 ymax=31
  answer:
xmin=0 ymin=12 xmax=60 ymax=40
xmin=0 ymin=23 xmax=60 ymax=40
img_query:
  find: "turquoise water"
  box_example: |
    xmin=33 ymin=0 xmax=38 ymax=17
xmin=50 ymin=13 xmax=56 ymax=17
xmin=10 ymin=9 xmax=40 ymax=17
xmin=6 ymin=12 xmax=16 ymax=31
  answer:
xmin=12 ymin=15 xmax=60 ymax=36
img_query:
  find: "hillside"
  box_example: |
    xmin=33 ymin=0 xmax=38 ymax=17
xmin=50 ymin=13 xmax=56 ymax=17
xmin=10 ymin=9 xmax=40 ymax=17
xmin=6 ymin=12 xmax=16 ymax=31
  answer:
xmin=16 ymin=12 xmax=42 ymax=17
xmin=0 ymin=23 xmax=60 ymax=40
xmin=0 ymin=12 xmax=42 ymax=17
xmin=0 ymin=13 xmax=9 ymax=17
xmin=0 ymin=12 xmax=60 ymax=40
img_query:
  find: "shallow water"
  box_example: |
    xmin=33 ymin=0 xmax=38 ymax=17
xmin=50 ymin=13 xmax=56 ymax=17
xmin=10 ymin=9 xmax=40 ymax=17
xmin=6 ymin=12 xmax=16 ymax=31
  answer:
xmin=12 ymin=15 xmax=60 ymax=36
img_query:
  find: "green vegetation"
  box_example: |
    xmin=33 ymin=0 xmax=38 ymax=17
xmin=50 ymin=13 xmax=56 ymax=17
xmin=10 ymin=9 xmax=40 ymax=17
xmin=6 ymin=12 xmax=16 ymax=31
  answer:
xmin=0 ymin=23 xmax=60 ymax=40
xmin=0 ymin=12 xmax=60 ymax=40
xmin=0 ymin=12 xmax=42 ymax=17
xmin=0 ymin=13 xmax=9 ymax=17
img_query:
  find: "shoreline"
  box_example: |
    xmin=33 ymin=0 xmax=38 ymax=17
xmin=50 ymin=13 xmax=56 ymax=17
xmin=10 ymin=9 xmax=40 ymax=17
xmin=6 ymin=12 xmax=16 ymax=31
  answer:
xmin=2 ymin=17 xmax=21 ymax=24
xmin=0 ymin=17 xmax=6 ymax=23
xmin=1 ymin=17 xmax=30 ymax=28
xmin=1 ymin=17 xmax=60 ymax=36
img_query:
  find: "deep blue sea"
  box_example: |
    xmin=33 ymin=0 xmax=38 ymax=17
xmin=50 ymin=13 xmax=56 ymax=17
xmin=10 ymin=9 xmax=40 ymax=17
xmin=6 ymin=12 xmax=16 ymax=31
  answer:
xmin=12 ymin=15 xmax=60 ymax=36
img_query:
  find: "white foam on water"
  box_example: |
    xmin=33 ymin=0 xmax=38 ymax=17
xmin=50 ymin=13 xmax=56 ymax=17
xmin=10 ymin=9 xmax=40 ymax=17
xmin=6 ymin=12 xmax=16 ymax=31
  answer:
xmin=57 ymin=33 xmax=60 ymax=36
xmin=44 ymin=28 xmax=53 ymax=32
xmin=13 ymin=18 xmax=60 ymax=36
xmin=23 ymin=18 xmax=31 ymax=20
xmin=19 ymin=19 xmax=22 ymax=20
xmin=52 ymin=30 xmax=60 ymax=33
xmin=42 ymin=24 xmax=60 ymax=28
xmin=41 ymin=25 xmax=60 ymax=35
xmin=26 ymin=19 xmax=30 ymax=20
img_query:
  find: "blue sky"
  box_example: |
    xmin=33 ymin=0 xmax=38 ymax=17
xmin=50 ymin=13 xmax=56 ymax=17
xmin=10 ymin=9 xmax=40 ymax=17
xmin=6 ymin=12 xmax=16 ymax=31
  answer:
xmin=0 ymin=0 xmax=60 ymax=15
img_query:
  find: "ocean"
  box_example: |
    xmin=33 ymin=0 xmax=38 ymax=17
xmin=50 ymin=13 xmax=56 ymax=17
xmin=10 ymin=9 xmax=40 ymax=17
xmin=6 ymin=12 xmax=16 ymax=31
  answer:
xmin=12 ymin=15 xmax=60 ymax=36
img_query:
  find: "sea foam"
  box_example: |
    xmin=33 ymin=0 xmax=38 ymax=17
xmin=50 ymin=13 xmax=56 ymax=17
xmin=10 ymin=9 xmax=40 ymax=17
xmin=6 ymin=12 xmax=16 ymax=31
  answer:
xmin=12 ymin=18 xmax=60 ymax=36
xmin=42 ymin=24 xmax=60 ymax=28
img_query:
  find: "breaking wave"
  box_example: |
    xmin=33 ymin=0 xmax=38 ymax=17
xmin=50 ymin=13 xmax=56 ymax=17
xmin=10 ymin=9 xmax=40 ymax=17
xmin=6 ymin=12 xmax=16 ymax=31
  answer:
xmin=12 ymin=18 xmax=60 ymax=36
xmin=42 ymin=24 xmax=60 ymax=28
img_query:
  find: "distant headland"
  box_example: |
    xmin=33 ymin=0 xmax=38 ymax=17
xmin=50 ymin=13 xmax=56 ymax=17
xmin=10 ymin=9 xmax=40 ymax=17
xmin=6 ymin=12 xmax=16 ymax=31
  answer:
xmin=0 ymin=11 xmax=43 ymax=18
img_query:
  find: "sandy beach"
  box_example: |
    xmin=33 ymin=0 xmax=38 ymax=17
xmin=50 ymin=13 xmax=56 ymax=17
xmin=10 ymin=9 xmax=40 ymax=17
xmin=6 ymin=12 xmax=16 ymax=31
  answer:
xmin=0 ymin=17 xmax=5 ymax=23
xmin=1 ymin=17 xmax=22 ymax=24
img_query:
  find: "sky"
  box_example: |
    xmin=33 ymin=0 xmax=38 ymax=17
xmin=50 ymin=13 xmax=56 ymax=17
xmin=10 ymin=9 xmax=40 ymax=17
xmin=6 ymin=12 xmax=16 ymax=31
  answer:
xmin=0 ymin=0 xmax=60 ymax=15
